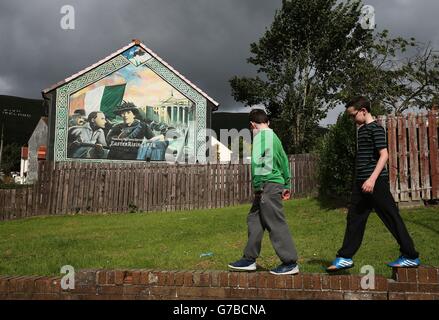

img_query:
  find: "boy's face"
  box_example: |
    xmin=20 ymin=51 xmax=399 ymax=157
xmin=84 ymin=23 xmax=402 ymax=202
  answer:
xmin=249 ymin=121 xmax=257 ymax=135
xmin=346 ymin=106 xmax=367 ymax=125
xmin=249 ymin=121 xmax=269 ymax=134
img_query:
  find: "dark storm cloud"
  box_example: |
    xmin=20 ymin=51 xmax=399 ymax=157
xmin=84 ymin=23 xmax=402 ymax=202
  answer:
xmin=0 ymin=0 xmax=438 ymax=122
xmin=0 ymin=0 xmax=280 ymax=112
xmin=322 ymin=0 xmax=439 ymax=126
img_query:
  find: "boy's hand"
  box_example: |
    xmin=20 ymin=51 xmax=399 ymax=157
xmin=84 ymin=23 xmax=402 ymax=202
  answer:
xmin=282 ymin=189 xmax=291 ymax=200
xmin=362 ymin=178 xmax=376 ymax=193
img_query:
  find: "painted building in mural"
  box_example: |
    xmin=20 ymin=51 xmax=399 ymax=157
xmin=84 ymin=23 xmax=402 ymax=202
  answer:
xmin=42 ymin=40 xmax=219 ymax=164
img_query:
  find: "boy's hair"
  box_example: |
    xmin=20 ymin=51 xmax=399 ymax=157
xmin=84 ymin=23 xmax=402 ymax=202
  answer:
xmin=345 ymin=96 xmax=371 ymax=112
xmin=249 ymin=109 xmax=269 ymax=124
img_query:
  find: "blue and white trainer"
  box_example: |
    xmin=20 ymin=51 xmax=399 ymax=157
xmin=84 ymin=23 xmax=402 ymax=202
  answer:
xmin=270 ymin=263 xmax=299 ymax=275
xmin=387 ymin=256 xmax=420 ymax=268
xmin=228 ymin=258 xmax=257 ymax=271
xmin=326 ymin=257 xmax=354 ymax=272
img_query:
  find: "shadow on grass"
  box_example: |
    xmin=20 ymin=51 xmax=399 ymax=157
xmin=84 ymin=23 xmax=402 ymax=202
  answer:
xmin=424 ymin=199 xmax=439 ymax=207
xmin=306 ymin=258 xmax=353 ymax=275
xmin=405 ymin=218 xmax=439 ymax=236
xmin=315 ymin=195 xmax=349 ymax=211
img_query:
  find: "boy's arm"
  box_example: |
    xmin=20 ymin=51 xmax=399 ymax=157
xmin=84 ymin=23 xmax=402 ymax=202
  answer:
xmin=251 ymin=157 xmax=263 ymax=192
xmin=251 ymin=134 xmax=263 ymax=192
xmin=277 ymin=138 xmax=291 ymax=190
xmin=369 ymin=148 xmax=389 ymax=181
xmin=362 ymin=125 xmax=388 ymax=193
xmin=362 ymin=149 xmax=388 ymax=193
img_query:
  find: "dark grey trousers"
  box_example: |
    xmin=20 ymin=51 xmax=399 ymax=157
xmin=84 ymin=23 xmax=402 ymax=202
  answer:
xmin=243 ymin=182 xmax=298 ymax=264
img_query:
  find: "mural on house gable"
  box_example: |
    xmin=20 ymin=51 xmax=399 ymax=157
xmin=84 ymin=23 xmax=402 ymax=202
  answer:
xmin=67 ymin=46 xmax=195 ymax=161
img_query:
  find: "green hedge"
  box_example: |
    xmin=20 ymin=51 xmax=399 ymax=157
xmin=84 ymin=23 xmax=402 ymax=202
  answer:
xmin=316 ymin=112 xmax=356 ymax=203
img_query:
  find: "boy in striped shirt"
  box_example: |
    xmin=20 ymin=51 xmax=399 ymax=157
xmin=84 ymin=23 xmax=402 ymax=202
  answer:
xmin=327 ymin=96 xmax=420 ymax=271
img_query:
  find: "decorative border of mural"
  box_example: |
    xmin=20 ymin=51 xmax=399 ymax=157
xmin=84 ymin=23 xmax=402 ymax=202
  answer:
xmin=54 ymin=52 xmax=206 ymax=163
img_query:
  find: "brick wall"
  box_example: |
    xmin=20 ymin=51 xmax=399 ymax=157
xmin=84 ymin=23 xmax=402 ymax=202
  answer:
xmin=1 ymin=267 xmax=438 ymax=300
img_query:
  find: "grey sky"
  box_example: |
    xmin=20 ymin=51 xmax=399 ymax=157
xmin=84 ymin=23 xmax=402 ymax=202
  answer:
xmin=0 ymin=0 xmax=438 ymax=126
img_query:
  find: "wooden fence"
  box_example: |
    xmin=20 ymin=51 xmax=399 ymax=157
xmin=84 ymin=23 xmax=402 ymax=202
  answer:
xmin=377 ymin=111 xmax=439 ymax=202
xmin=0 ymin=154 xmax=318 ymax=221
xmin=3 ymin=110 xmax=435 ymax=221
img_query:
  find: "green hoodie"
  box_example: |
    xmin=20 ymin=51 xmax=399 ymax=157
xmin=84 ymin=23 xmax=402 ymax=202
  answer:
xmin=251 ymin=128 xmax=291 ymax=192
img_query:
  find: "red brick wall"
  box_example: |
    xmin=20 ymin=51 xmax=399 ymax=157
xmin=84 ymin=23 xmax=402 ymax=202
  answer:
xmin=1 ymin=267 xmax=438 ymax=300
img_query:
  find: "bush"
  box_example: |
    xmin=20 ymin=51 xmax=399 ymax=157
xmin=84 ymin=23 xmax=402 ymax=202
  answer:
xmin=0 ymin=183 xmax=30 ymax=189
xmin=316 ymin=112 xmax=356 ymax=203
xmin=0 ymin=143 xmax=21 ymax=174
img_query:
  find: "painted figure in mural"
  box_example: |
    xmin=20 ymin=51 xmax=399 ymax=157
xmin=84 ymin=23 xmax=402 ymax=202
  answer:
xmin=106 ymin=102 xmax=154 ymax=140
xmin=106 ymin=102 xmax=157 ymax=160
xmin=141 ymin=109 xmax=184 ymax=161
xmin=67 ymin=111 xmax=109 ymax=159
xmin=68 ymin=109 xmax=87 ymax=127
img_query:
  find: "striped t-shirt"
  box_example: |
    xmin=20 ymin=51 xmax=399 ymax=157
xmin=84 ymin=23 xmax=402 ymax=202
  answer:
xmin=355 ymin=121 xmax=389 ymax=180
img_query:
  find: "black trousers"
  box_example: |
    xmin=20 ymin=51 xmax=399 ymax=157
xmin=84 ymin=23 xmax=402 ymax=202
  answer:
xmin=337 ymin=176 xmax=419 ymax=260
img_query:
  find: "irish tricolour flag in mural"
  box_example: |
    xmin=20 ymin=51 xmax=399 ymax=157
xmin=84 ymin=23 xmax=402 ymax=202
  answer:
xmin=70 ymin=84 xmax=126 ymax=120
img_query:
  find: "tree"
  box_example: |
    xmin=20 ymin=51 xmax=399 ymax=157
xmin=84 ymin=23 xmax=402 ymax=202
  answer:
xmin=0 ymin=143 xmax=21 ymax=175
xmin=316 ymin=112 xmax=356 ymax=201
xmin=388 ymin=43 xmax=439 ymax=113
xmin=230 ymin=0 xmax=374 ymax=153
xmin=230 ymin=0 xmax=439 ymax=154
xmin=316 ymin=101 xmax=385 ymax=201
xmin=339 ymin=31 xmax=439 ymax=114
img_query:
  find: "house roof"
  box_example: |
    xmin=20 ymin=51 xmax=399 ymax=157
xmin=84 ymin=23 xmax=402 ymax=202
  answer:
xmin=42 ymin=40 xmax=219 ymax=110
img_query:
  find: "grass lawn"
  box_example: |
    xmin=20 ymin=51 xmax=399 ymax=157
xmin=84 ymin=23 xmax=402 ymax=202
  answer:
xmin=0 ymin=198 xmax=438 ymax=278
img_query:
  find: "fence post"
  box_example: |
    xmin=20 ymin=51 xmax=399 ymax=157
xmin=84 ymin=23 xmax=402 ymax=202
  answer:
xmin=386 ymin=116 xmax=398 ymax=200
xmin=418 ymin=114 xmax=431 ymax=200
xmin=428 ymin=111 xmax=439 ymax=199
xmin=397 ymin=116 xmax=410 ymax=201
xmin=408 ymin=113 xmax=420 ymax=200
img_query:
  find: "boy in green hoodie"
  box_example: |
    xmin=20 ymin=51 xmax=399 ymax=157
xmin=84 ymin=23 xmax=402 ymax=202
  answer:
xmin=228 ymin=109 xmax=299 ymax=275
